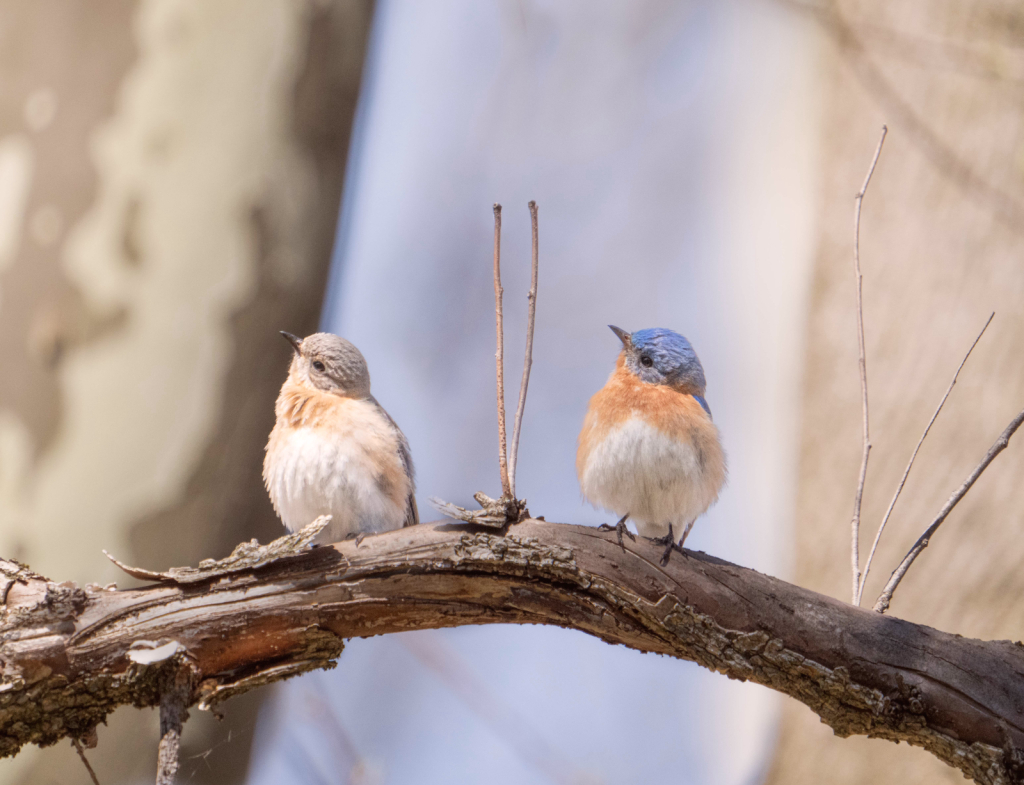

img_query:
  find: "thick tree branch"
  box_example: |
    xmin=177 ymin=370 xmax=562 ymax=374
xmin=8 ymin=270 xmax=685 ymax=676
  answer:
xmin=2 ymin=519 xmax=1024 ymax=784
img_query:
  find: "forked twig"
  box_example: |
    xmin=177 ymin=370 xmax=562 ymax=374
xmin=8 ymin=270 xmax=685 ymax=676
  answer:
xmin=430 ymin=202 xmax=539 ymax=526
xmin=874 ymin=404 xmax=1024 ymax=613
xmin=492 ymin=204 xmax=512 ymax=500
xmin=507 ymin=201 xmax=539 ymax=498
xmin=72 ymin=738 xmax=101 ymax=785
xmin=856 ymin=312 xmax=994 ymax=604
xmin=850 ymin=125 xmax=887 ymax=603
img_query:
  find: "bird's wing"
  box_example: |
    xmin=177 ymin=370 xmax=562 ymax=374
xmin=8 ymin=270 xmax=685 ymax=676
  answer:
xmin=369 ymin=396 xmax=419 ymax=527
xmin=693 ymin=394 xmax=712 ymax=419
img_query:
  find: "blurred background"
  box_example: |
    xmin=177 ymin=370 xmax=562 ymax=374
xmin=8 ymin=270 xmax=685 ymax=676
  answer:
xmin=0 ymin=1 xmax=1022 ymax=784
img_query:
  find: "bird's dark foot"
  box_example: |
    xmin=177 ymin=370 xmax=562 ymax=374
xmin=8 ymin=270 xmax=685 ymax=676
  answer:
xmin=598 ymin=514 xmax=635 ymax=548
xmin=344 ymin=531 xmax=367 ymax=546
xmin=649 ymin=524 xmax=685 ymax=566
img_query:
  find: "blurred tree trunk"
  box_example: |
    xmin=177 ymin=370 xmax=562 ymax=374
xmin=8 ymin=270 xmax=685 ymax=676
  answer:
xmin=766 ymin=1 xmax=1024 ymax=783
xmin=0 ymin=1 xmax=373 ymax=782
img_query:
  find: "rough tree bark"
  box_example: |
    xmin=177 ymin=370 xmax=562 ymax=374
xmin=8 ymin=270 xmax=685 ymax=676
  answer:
xmin=2 ymin=518 xmax=1023 ymax=785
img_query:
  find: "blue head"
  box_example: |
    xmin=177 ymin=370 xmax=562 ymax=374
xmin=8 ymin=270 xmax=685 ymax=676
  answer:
xmin=610 ymin=325 xmax=707 ymax=394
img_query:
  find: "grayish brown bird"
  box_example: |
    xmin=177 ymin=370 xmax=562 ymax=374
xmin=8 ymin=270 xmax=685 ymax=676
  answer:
xmin=263 ymin=331 xmax=418 ymax=543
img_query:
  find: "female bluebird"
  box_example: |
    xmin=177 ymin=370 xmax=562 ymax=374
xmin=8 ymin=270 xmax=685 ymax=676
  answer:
xmin=576 ymin=326 xmax=726 ymax=563
xmin=264 ymin=331 xmax=418 ymax=543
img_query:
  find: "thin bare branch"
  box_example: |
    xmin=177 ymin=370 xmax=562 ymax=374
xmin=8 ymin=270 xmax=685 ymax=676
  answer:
xmin=72 ymin=738 xmax=101 ymax=785
xmin=874 ymin=404 xmax=1024 ymax=613
xmin=430 ymin=203 xmax=533 ymax=523
xmin=492 ymin=204 xmax=511 ymax=500
xmin=850 ymin=125 xmax=887 ymax=603
xmin=156 ymin=667 xmax=192 ymax=785
xmin=857 ymin=312 xmax=994 ymax=604
xmin=508 ymin=201 xmax=539 ymax=499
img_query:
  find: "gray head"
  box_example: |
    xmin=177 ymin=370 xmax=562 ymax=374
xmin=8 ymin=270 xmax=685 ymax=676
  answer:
xmin=610 ymin=325 xmax=707 ymax=393
xmin=281 ymin=331 xmax=371 ymax=398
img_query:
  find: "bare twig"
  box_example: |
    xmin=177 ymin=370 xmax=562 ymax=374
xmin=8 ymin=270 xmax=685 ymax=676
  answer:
xmin=156 ymin=668 xmax=192 ymax=785
xmin=492 ymin=204 xmax=511 ymax=500
xmin=850 ymin=125 xmax=887 ymax=603
xmin=508 ymin=201 xmax=539 ymax=498
xmin=857 ymin=312 xmax=994 ymax=604
xmin=431 ymin=203 xmax=536 ymax=523
xmin=72 ymin=738 xmax=101 ymax=785
xmin=874 ymin=404 xmax=1024 ymax=614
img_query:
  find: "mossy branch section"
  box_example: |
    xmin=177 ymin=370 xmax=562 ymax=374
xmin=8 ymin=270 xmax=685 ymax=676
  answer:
xmin=2 ymin=519 xmax=1024 ymax=784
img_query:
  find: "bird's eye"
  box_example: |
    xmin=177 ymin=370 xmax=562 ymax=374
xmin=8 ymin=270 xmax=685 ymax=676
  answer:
xmin=312 ymin=360 xmax=325 ymax=372
xmin=640 ymin=355 xmax=654 ymax=368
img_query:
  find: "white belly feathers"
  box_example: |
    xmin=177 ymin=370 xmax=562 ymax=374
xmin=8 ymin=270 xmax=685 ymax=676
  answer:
xmin=579 ymin=417 xmax=719 ymax=539
xmin=264 ymin=403 xmax=408 ymax=542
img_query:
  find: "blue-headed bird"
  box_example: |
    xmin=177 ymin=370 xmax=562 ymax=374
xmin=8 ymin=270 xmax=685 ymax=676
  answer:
xmin=577 ymin=326 xmax=726 ymax=564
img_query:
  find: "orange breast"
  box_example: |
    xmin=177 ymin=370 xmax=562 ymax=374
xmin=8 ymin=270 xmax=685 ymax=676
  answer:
xmin=273 ymin=380 xmax=341 ymax=428
xmin=577 ymin=355 xmax=720 ymax=478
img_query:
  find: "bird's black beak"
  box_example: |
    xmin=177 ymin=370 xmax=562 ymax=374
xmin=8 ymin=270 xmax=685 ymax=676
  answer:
xmin=280 ymin=331 xmax=303 ymax=356
xmin=608 ymin=325 xmax=631 ymax=349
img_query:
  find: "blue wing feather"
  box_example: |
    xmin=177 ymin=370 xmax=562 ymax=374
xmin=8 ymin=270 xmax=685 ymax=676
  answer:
xmin=693 ymin=394 xmax=712 ymax=419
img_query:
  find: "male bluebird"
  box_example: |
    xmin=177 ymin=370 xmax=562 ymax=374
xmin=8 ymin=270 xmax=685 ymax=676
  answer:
xmin=576 ymin=326 xmax=726 ymax=563
xmin=264 ymin=331 xmax=418 ymax=543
